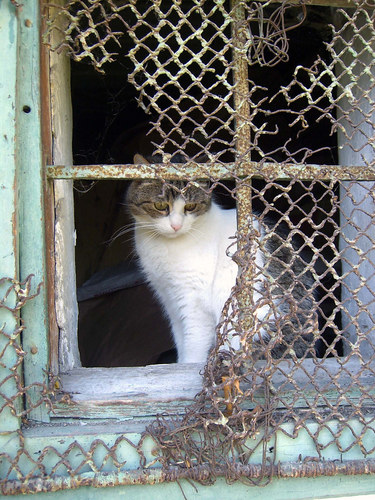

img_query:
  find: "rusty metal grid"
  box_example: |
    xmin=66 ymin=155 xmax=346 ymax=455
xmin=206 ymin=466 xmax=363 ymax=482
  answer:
xmin=2 ymin=0 xmax=375 ymax=494
xmin=0 ymin=276 xmax=55 ymax=420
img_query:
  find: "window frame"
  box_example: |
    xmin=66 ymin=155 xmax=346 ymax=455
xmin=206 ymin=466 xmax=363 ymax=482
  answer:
xmin=39 ymin=0 xmax=375 ymax=422
xmin=16 ymin=0 xmax=50 ymax=424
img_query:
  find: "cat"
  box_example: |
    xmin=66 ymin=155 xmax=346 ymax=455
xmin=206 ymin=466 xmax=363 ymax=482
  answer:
xmin=127 ymin=154 xmax=317 ymax=363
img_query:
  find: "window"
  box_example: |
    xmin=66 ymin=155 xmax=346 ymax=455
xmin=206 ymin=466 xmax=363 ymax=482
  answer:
xmin=1 ymin=0 xmax=375 ymax=494
xmin=44 ymin=0 xmax=375 ymax=469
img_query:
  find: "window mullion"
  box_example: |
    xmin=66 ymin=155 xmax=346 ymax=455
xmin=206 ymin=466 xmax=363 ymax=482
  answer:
xmin=231 ymin=0 xmax=257 ymax=343
xmin=46 ymin=162 xmax=375 ymax=182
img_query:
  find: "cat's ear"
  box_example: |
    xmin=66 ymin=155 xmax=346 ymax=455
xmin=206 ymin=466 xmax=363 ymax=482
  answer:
xmin=133 ymin=154 xmax=149 ymax=165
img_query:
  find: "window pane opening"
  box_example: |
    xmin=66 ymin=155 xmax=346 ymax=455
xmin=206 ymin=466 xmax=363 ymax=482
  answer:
xmin=65 ymin=2 xmax=370 ymax=370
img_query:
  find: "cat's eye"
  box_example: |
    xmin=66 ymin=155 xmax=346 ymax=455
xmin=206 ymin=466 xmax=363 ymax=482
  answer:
xmin=154 ymin=201 xmax=169 ymax=212
xmin=184 ymin=203 xmax=197 ymax=212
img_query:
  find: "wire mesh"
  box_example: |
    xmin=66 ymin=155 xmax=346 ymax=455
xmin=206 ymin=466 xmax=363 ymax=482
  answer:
xmin=2 ymin=0 xmax=375 ymax=492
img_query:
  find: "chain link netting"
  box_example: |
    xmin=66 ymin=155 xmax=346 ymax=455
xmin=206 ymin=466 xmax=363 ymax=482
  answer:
xmin=2 ymin=0 xmax=375 ymax=493
xmin=0 ymin=276 xmax=54 ymax=420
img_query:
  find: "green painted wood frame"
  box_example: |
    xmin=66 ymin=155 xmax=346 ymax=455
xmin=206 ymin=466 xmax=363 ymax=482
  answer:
xmin=0 ymin=0 xmax=48 ymax=428
xmin=0 ymin=0 xmax=21 ymax=434
xmin=17 ymin=0 xmax=50 ymax=424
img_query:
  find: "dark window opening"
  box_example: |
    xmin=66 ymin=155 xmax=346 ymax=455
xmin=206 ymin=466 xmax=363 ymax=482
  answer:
xmin=71 ymin=4 xmax=343 ymax=367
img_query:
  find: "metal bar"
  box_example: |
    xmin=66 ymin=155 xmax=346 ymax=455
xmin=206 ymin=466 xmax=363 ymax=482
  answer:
xmin=2 ymin=458 xmax=375 ymax=495
xmin=46 ymin=162 xmax=375 ymax=181
xmin=256 ymin=0 xmax=363 ymax=6
xmin=231 ymin=0 xmax=256 ymax=343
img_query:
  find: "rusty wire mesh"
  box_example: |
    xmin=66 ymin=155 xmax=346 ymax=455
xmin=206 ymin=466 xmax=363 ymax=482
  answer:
xmin=0 ymin=276 xmax=54 ymax=420
xmin=2 ymin=0 xmax=375 ymax=492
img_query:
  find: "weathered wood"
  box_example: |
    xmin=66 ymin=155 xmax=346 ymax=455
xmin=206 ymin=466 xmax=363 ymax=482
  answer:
xmin=49 ymin=0 xmax=81 ymax=371
xmin=11 ymin=417 xmax=375 ymax=498
xmin=55 ymin=357 xmax=375 ymax=419
xmin=16 ymin=0 xmax=50 ymax=424
xmin=40 ymin=0 xmax=60 ymax=376
xmin=55 ymin=363 xmax=204 ymax=418
xmin=0 ymin=0 xmax=21 ymax=433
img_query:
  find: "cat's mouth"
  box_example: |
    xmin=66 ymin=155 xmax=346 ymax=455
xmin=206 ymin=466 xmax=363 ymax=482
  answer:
xmin=154 ymin=222 xmax=187 ymax=238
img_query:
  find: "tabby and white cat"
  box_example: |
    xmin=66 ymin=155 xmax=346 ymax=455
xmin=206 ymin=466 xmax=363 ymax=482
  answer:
xmin=127 ymin=155 xmax=316 ymax=363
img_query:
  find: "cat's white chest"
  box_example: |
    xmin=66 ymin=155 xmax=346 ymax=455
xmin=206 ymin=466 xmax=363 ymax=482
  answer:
xmin=135 ymin=218 xmax=227 ymax=296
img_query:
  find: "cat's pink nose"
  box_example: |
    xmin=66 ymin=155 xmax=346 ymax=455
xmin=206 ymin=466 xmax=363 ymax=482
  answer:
xmin=171 ymin=222 xmax=182 ymax=232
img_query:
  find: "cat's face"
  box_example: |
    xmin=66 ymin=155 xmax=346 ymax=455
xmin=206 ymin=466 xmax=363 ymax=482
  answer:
xmin=127 ymin=179 xmax=212 ymax=238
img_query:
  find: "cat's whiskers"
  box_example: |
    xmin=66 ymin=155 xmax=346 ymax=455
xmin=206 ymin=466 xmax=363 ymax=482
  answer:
xmin=137 ymin=231 xmax=160 ymax=253
xmin=108 ymin=221 xmax=157 ymax=246
xmin=183 ymin=224 xmax=206 ymax=243
xmin=133 ymin=222 xmax=157 ymax=232
xmin=108 ymin=224 xmax=135 ymax=243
